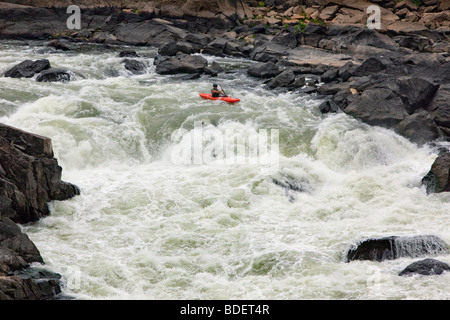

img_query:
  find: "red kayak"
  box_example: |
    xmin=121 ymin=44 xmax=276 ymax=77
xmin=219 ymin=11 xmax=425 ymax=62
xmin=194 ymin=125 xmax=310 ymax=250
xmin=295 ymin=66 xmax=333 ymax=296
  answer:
xmin=199 ymin=93 xmax=240 ymax=104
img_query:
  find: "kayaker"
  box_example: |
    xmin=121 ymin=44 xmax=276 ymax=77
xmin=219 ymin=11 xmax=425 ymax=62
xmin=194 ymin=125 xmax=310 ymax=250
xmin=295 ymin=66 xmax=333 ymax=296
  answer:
xmin=211 ymin=84 xmax=226 ymax=97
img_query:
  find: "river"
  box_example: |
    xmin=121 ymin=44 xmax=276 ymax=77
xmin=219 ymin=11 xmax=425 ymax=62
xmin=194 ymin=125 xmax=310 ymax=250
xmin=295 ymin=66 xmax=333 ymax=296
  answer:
xmin=1 ymin=40 xmax=449 ymax=300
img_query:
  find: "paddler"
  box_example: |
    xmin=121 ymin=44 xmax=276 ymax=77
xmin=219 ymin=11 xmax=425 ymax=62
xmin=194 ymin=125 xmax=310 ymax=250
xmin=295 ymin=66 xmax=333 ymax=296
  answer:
xmin=211 ymin=84 xmax=226 ymax=97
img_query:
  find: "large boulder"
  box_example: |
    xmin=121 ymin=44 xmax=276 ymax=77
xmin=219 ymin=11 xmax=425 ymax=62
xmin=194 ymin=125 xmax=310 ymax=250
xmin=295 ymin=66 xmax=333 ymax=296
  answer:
xmin=4 ymin=59 xmax=50 ymax=78
xmin=346 ymin=235 xmax=448 ymax=262
xmin=247 ymin=61 xmax=284 ymax=78
xmin=122 ymin=59 xmax=147 ymax=75
xmin=0 ymin=123 xmax=80 ymax=224
xmin=422 ymin=151 xmax=450 ymax=194
xmin=154 ymin=52 xmax=208 ymax=74
xmin=394 ymin=111 xmax=441 ymax=146
xmin=36 ymin=68 xmax=71 ymax=82
xmin=399 ymin=258 xmax=450 ymax=276
xmin=343 ymin=87 xmax=409 ymax=128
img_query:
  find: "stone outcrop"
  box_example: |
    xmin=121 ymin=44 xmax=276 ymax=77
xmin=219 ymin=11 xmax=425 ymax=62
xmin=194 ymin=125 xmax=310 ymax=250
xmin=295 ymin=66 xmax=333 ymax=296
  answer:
xmin=346 ymin=235 xmax=448 ymax=262
xmin=0 ymin=123 xmax=80 ymax=299
xmin=422 ymin=151 xmax=450 ymax=194
xmin=399 ymin=258 xmax=450 ymax=276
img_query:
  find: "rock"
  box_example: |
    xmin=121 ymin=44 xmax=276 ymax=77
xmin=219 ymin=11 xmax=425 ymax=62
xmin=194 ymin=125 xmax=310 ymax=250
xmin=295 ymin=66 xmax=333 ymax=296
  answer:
xmin=319 ymin=99 xmax=340 ymax=113
xmin=319 ymin=5 xmax=340 ymax=20
xmin=399 ymin=258 xmax=450 ymax=276
xmin=393 ymin=35 xmax=434 ymax=52
xmin=249 ymin=42 xmax=289 ymax=62
xmin=394 ymin=111 xmax=441 ymax=146
xmin=0 ymin=123 xmax=80 ymax=224
xmin=422 ymin=151 xmax=450 ymax=194
xmin=204 ymin=61 xmax=223 ymax=77
xmin=346 ymin=235 xmax=448 ymax=262
xmin=158 ymin=41 xmax=197 ymax=56
xmin=267 ymin=69 xmax=296 ymax=88
xmin=247 ymin=61 xmax=284 ymax=78
xmin=396 ymin=77 xmax=439 ymax=114
xmin=185 ymin=33 xmax=211 ymax=46
xmin=4 ymin=59 xmax=50 ymax=78
xmin=343 ymin=87 xmax=409 ymax=128
xmin=352 ymin=57 xmax=391 ymax=76
xmin=428 ymin=84 xmax=450 ymax=132
xmin=36 ymin=68 xmax=71 ymax=82
xmin=0 ymin=217 xmax=43 ymax=274
xmin=0 ymin=271 xmax=61 ymax=300
xmin=154 ymin=53 xmax=208 ymax=75
xmin=118 ymin=50 xmax=139 ymax=57
xmin=46 ymin=40 xmax=70 ymax=51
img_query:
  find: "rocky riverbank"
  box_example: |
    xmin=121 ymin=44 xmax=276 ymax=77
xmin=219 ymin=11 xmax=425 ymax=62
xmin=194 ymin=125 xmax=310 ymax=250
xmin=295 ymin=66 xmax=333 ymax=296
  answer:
xmin=1 ymin=0 xmax=449 ymax=298
xmin=0 ymin=124 xmax=80 ymax=299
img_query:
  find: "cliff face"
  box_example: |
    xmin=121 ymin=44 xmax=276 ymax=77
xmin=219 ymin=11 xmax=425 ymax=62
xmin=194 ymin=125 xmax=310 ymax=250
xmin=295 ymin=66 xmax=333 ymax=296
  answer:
xmin=0 ymin=123 xmax=79 ymax=299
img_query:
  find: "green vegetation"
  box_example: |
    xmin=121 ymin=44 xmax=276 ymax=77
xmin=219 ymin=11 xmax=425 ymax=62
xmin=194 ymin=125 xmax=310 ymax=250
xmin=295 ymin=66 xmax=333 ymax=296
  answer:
xmin=258 ymin=1 xmax=265 ymax=7
xmin=293 ymin=21 xmax=306 ymax=34
xmin=411 ymin=0 xmax=422 ymax=6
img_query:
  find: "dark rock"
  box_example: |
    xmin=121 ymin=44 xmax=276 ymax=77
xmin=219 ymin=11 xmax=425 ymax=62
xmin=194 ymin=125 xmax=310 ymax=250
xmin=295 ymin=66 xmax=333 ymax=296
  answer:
xmin=396 ymin=77 xmax=439 ymax=114
xmin=399 ymin=258 xmax=450 ymax=276
xmin=118 ymin=50 xmax=139 ymax=57
xmin=36 ymin=68 xmax=71 ymax=82
xmin=4 ymin=59 xmax=50 ymax=78
xmin=247 ymin=61 xmax=284 ymax=78
xmin=0 ymin=123 xmax=80 ymax=224
xmin=154 ymin=53 xmax=208 ymax=75
xmin=394 ymin=35 xmax=434 ymax=52
xmin=46 ymin=40 xmax=70 ymax=51
xmin=122 ymin=59 xmax=146 ymax=75
xmin=204 ymin=61 xmax=224 ymax=77
xmin=338 ymin=61 xmax=357 ymax=81
xmin=422 ymin=151 xmax=450 ymax=194
xmin=344 ymin=87 xmax=409 ymax=128
xmin=320 ymin=68 xmax=339 ymax=83
xmin=346 ymin=235 xmax=448 ymax=262
xmin=352 ymin=57 xmax=392 ymax=77
xmin=249 ymin=42 xmax=289 ymax=63
xmin=158 ymin=41 xmax=197 ymax=56
xmin=395 ymin=111 xmax=441 ymax=146
xmin=319 ymin=99 xmax=340 ymax=113
xmin=0 ymin=216 xmax=43 ymax=272
xmin=267 ymin=69 xmax=296 ymax=88
xmin=185 ymin=33 xmax=211 ymax=47
xmin=428 ymin=84 xmax=450 ymax=132
xmin=0 ymin=272 xmax=61 ymax=300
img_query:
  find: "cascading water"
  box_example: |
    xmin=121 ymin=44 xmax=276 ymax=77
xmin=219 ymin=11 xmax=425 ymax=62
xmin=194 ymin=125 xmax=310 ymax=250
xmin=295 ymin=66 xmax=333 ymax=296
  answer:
xmin=1 ymin=40 xmax=449 ymax=300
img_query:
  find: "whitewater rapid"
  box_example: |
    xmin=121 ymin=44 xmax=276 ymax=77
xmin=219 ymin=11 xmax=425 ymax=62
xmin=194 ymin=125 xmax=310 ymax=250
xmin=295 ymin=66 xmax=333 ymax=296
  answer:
xmin=0 ymin=41 xmax=449 ymax=299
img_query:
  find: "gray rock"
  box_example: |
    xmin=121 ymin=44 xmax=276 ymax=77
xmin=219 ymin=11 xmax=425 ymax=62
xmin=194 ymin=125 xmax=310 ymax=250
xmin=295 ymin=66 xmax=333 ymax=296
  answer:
xmin=4 ymin=59 xmax=50 ymax=78
xmin=36 ymin=68 xmax=71 ymax=82
xmin=399 ymin=258 xmax=450 ymax=276
xmin=347 ymin=235 xmax=448 ymax=262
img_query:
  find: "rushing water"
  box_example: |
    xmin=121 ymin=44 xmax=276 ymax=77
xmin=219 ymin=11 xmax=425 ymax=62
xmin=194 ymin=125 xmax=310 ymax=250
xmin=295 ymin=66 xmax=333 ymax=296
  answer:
xmin=1 ymin=40 xmax=449 ymax=300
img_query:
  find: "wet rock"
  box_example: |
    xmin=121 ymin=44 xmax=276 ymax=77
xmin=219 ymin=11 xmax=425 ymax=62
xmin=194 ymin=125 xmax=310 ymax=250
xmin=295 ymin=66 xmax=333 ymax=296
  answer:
xmin=0 ymin=271 xmax=61 ymax=300
xmin=428 ymin=84 xmax=450 ymax=136
xmin=0 ymin=123 xmax=80 ymax=224
xmin=36 ymin=68 xmax=71 ymax=82
xmin=118 ymin=50 xmax=139 ymax=57
xmin=0 ymin=217 xmax=43 ymax=273
xmin=204 ymin=61 xmax=224 ymax=77
xmin=247 ymin=61 xmax=284 ymax=78
xmin=343 ymin=87 xmax=409 ymax=128
xmin=122 ymin=59 xmax=147 ymax=75
xmin=158 ymin=41 xmax=197 ymax=56
xmin=46 ymin=40 xmax=70 ymax=51
xmin=346 ymin=235 xmax=448 ymax=262
xmin=267 ymin=69 xmax=296 ymax=89
xmin=399 ymin=258 xmax=450 ymax=276
xmin=394 ymin=111 xmax=441 ymax=146
xmin=154 ymin=52 xmax=208 ymax=75
xmin=4 ymin=59 xmax=50 ymax=78
xmin=319 ymin=99 xmax=340 ymax=113
xmin=422 ymin=151 xmax=450 ymax=194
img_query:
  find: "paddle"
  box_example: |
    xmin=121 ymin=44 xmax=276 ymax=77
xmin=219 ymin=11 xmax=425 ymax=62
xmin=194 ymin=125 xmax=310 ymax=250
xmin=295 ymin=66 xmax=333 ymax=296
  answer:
xmin=219 ymin=83 xmax=228 ymax=97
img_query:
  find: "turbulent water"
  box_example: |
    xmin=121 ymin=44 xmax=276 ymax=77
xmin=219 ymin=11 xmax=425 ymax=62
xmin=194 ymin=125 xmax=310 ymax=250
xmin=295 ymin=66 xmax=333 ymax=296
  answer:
xmin=1 ymin=40 xmax=449 ymax=300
